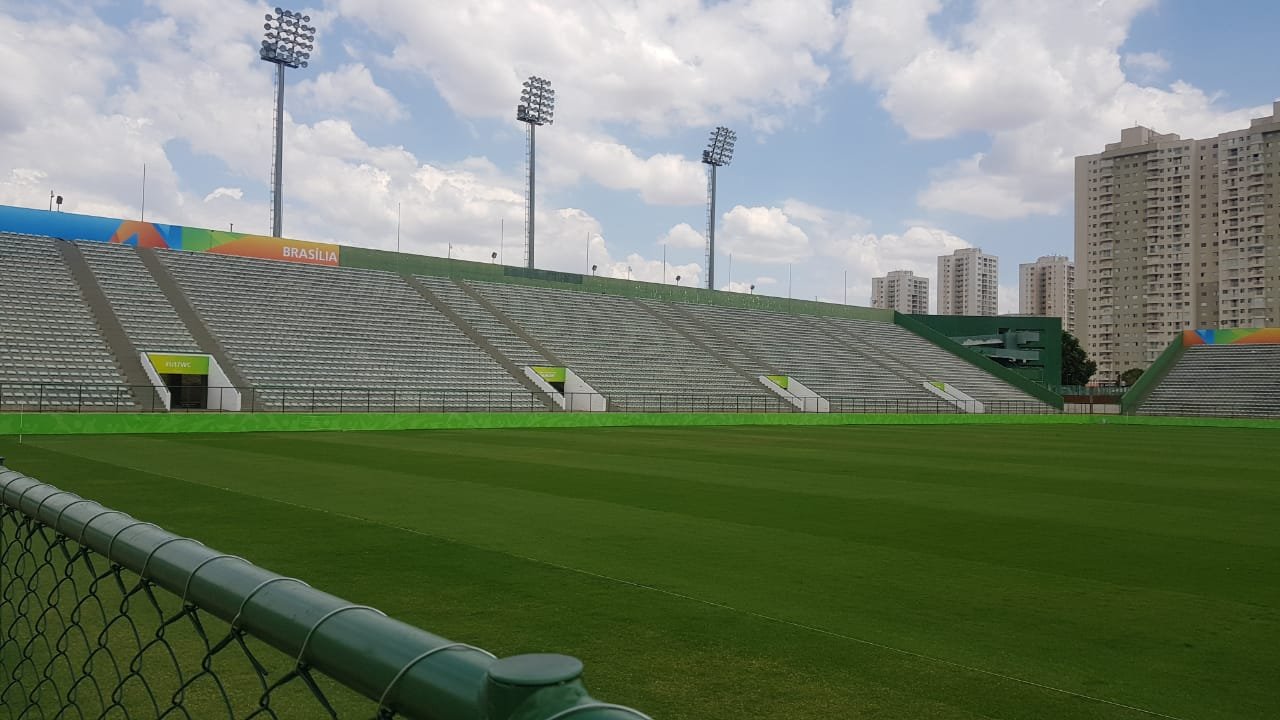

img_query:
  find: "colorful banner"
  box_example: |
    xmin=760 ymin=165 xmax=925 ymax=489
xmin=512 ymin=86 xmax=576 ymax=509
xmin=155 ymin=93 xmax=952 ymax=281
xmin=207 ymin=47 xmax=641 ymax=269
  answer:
xmin=1183 ymin=328 xmax=1280 ymax=345
xmin=147 ymin=353 xmax=210 ymax=375
xmin=531 ymin=366 xmax=567 ymax=384
xmin=766 ymin=375 xmax=790 ymax=390
xmin=0 ymin=204 xmax=340 ymax=267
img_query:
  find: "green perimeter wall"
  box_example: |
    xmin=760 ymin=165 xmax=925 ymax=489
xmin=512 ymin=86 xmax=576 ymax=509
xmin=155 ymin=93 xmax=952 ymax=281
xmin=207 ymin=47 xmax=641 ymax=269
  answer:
xmin=3 ymin=412 xmax=1276 ymax=437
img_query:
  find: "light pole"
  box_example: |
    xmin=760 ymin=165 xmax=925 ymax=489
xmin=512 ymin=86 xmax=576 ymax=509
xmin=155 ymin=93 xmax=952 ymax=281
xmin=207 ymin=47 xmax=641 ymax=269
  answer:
xmin=260 ymin=7 xmax=315 ymax=238
xmin=701 ymin=125 xmax=736 ymax=290
xmin=517 ymin=75 xmax=555 ymax=269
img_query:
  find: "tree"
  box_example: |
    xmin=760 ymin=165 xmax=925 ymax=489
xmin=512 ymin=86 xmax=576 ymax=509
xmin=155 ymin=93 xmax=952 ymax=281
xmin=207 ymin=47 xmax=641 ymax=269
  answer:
xmin=1119 ymin=367 xmax=1145 ymax=387
xmin=1061 ymin=331 xmax=1097 ymax=386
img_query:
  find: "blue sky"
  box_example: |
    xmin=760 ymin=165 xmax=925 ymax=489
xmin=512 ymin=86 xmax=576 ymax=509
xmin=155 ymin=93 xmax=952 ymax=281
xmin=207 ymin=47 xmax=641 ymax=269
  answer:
xmin=1 ymin=0 xmax=1276 ymax=310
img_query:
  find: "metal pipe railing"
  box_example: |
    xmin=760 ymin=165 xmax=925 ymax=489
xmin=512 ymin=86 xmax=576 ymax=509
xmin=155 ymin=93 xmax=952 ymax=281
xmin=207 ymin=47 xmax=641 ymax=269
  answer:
xmin=0 ymin=383 xmax=1080 ymax=416
xmin=0 ymin=468 xmax=648 ymax=720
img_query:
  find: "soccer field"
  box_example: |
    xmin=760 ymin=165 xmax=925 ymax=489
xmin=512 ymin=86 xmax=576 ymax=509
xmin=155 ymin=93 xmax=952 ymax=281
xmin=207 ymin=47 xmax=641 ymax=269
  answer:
xmin=2 ymin=424 xmax=1277 ymax=719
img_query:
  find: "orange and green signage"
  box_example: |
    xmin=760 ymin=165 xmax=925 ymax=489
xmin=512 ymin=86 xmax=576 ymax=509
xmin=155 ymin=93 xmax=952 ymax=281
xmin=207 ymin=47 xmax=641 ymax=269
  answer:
xmin=147 ymin=353 xmax=210 ymax=375
xmin=0 ymin=205 xmax=340 ymax=267
xmin=1183 ymin=328 xmax=1280 ymax=345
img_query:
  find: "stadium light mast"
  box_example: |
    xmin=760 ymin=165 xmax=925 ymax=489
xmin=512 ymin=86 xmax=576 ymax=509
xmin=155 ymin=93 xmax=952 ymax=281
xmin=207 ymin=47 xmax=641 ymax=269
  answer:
xmin=517 ymin=75 xmax=555 ymax=269
xmin=260 ymin=7 xmax=316 ymax=238
xmin=702 ymin=126 xmax=736 ymax=290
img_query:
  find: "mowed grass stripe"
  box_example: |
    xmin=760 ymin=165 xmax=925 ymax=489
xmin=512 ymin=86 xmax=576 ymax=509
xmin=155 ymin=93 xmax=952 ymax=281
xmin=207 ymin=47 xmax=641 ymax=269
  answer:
xmin=21 ymin=429 xmax=1280 ymax=717
xmin=4 ymin=441 xmax=1117 ymax=720
xmin=126 ymin=429 xmax=1280 ymax=605
xmin=3 ymin=425 xmax=1277 ymax=719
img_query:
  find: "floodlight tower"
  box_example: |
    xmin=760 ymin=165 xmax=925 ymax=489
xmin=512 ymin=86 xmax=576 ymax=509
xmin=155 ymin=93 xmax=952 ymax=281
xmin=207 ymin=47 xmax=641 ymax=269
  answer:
xmin=260 ymin=7 xmax=316 ymax=238
xmin=702 ymin=126 xmax=736 ymax=290
xmin=517 ymin=76 xmax=555 ymax=269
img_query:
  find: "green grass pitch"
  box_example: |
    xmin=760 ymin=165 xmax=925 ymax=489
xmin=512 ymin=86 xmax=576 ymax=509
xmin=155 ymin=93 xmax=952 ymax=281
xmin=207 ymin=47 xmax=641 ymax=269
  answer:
xmin=1 ymin=424 xmax=1277 ymax=719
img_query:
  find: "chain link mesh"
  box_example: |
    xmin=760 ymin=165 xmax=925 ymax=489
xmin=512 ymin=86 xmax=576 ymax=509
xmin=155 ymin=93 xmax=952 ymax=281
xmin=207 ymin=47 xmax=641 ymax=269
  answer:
xmin=0 ymin=503 xmax=379 ymax=719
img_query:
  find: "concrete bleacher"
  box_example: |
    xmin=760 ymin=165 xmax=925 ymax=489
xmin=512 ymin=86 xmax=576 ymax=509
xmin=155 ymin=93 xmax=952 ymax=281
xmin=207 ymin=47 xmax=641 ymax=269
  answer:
xmin=1136 ymin=344 xmax=1280 ymax=418
xmin=78 ymin=242 xmax=200 ymax=354
xmin=0 ymin=234 xmax=130 ymax=409
xmin=415 ymin=276 xmax=548 ymax=368
xmin=156 ymin=251 xmax=540 ymax=411
xmin=824 ymin=317 xmax=1045 ymax=409
xmin=678 ymin=302 xmax=949 ymax=410
xmin=0 ymin=231 xmax=1058 ymax=415
xmin=467 ymin=281 xmax=783 ymax=411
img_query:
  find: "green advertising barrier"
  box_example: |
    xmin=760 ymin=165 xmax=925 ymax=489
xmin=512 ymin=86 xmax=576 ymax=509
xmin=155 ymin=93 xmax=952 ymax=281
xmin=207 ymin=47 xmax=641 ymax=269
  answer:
xmin=2 ymin=412 xmax=1278 ymax=437
xmin=146 ymin=353 xmax=211 ymax=375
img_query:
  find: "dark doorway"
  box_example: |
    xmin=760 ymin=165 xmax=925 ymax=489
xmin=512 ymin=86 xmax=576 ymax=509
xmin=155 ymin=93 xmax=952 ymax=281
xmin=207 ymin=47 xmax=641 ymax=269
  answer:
xmin=161 ymin=373 xmax=208 ymax=410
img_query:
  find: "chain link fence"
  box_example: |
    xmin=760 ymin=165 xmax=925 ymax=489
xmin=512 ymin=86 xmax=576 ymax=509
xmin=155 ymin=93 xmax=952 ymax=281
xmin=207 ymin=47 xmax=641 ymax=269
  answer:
xmin=0 ymin=467 xmax=649 ymax=720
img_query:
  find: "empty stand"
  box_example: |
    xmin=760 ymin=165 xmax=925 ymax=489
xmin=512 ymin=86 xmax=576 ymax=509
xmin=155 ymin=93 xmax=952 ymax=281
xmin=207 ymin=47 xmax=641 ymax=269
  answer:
xmin=416 ymin=276 xmax=549 ymax=368
xmin=78 ymin=242 xmax=201 ymax=354
xmin=824 ymin=317 xmax=1045 ymax=410
xmin=1136 ymin=344 xmax=1280 ymax=418
xmin=467 ymin=281 xmax=782 ymax=411
xmin=0 ymin=231 xmax=1059 ymax=415
xmin=679 ymin=302 xmax=951 ymax=409
xmin=0 ymin=234 xmax=131 ymax=409
xmin=156 ymin=251 xmax=540 ymax=411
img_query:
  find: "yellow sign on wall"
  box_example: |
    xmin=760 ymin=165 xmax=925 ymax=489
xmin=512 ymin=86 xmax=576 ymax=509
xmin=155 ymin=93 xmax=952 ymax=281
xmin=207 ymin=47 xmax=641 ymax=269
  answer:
xmin=147 ymin=353 xmax=210 ymax=375
xmin=532 ymin=366 xmax=567 ymax=383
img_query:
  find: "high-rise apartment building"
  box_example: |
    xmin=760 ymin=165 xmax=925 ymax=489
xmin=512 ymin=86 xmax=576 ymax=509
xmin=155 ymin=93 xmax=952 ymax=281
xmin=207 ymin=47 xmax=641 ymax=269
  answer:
xmin=871 ymin=270 xmax=930 ymax=314
xmin=1075 ymin=102 xmax=1280 ymax=380
xmin=937 ymin=248 xmax=999 ymax=316
xmin=1019 ymin=255 xmax=1075 ymax=332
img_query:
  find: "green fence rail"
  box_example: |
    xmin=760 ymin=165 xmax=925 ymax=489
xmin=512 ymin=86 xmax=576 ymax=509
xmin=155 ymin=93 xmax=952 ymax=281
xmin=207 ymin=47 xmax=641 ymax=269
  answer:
xmin=0 ymin=466 xmax=649 ymax=720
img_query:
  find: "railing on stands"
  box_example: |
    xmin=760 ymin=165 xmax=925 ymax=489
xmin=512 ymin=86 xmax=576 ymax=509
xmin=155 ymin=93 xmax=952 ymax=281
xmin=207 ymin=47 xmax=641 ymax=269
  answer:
xmin=0 ymin=384 xmax=548 ymax=414
xmin=0 ymin=383 xmax=1093 ymax=415
xmin=566 ymin=394 xmax=1069 ymax=415
xmin=0 ymin=466 xmax=651 ymax=720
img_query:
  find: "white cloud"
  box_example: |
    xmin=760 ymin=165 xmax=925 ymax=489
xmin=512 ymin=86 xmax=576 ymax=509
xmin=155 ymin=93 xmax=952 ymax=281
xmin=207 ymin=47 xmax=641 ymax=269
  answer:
xmin=203 ymin=187 xmax=243 ymax=202
xmin=843 ymin=0 xmax=1268 ymax=219
xmin=720 ymin=205 xmax=812 ymax=264
xmin=0 ymin=1 xmax=652 ymax=280
xmin=340 ymin=0 xmax=837 ymax=134
xmin=1123 ymin=51 xmax=1170 ymax=77
xmin=295 ymin=63 xmax=407 ymax=121
xmin=545 ymin=131 xmax=706 ymax=206
xmin=659 ymin=222 xmax=705 ymax=249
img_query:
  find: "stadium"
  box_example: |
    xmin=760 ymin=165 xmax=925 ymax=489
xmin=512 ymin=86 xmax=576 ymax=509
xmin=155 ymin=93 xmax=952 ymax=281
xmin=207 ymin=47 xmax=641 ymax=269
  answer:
xmin=3 ymin=5 xmax=1280 ymax=720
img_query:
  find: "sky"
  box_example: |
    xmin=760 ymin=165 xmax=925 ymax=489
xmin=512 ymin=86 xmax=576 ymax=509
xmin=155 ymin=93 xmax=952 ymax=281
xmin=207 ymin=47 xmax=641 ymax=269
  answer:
xmin=1 ymin=0 xmax=1277 ymax=312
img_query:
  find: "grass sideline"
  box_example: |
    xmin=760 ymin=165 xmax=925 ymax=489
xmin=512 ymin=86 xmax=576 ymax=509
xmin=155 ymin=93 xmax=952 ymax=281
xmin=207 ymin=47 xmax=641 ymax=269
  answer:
xmin=2 ymin=423 xmax=1278 ymax=719
xmin=2 ymin=411 xmax=1279 ymax=437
